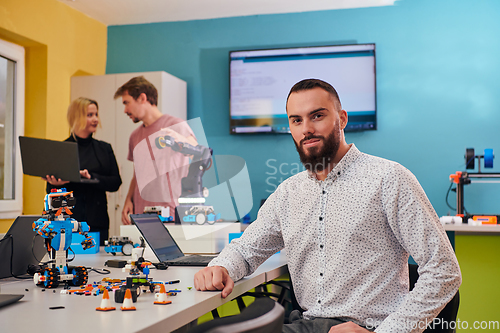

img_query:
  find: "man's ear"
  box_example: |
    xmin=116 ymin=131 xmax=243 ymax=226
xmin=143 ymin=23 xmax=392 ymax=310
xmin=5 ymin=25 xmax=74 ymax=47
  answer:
xmin=339 ymin=109 xmax=348 ymax=130
xmin=138 ymin=93 xmax=147 ymax=104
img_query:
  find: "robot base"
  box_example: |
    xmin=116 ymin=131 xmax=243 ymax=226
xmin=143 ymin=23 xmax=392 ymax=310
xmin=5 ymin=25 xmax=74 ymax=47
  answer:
xmin=34 ymin=266 xmax=88 ymax=288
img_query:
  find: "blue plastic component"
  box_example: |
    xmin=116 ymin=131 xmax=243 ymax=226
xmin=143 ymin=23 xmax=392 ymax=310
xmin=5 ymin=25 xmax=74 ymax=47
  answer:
xmin=242 ymin=214 xmax=251 ymax=224
xmin=484 ymin=149 xmax=494 ymax=168
xmin=104 ymin=245 xmax=122 ymax=254
xmin=206 ymin=213 xmax=221 ymax=222
xmin=158 ymin=215 xmax=174 ymax=222
xmin=33 ymin=217 xmax=75 ymax=251
xmin=183 ymin=215 xmax=196 ymax=222
xmin=72 ymin=232 xmax=100 ymax=254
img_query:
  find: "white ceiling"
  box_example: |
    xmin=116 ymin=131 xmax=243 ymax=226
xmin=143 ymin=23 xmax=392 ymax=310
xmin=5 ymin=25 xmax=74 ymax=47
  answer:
xmin=58 ymin=0 xmax=396 ymax=26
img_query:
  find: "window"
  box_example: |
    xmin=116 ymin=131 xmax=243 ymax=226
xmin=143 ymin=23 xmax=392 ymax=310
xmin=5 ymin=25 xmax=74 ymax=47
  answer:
xmin=0 ymin=39 xmax=24 ymax=218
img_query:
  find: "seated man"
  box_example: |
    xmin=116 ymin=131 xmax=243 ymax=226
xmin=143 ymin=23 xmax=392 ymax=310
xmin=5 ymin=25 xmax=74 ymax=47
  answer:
xmin=194 ymin=79 xmax=461 ymax=333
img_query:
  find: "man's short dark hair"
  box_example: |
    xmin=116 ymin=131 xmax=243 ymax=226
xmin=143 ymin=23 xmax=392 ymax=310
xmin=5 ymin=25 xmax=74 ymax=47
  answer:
xmin=286 ymin=79 xmax=342 ymax=111
xmin=114 ymin=76 xmax=158 ymax=106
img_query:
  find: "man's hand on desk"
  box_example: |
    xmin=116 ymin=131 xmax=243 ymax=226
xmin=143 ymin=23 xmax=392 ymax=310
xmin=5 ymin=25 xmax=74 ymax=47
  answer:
xmin=328 ymin=322 xmax=370 ymax=332
xmin=194 ymin=266 xmax=234 ymax=299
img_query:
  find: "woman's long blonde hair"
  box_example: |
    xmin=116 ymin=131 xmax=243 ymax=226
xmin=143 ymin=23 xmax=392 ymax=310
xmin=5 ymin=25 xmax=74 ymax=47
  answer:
xmin=67 ymin=97 xmax=100 ymax=138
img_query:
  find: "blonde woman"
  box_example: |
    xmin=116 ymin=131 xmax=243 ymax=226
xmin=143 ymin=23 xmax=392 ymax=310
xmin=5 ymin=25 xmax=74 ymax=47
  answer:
xmin=44 ymin=98 xmax=121 ymax=244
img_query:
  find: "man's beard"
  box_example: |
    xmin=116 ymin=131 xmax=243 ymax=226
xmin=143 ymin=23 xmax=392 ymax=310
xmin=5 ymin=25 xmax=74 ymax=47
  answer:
xmin=294 ymin=123 xmax=340 ymax=173
xmin=127 ymin=112 xmax=141 ymax=123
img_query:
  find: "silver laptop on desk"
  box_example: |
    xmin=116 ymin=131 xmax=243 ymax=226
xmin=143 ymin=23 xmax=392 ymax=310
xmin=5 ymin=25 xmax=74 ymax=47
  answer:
xmin=19 ymin=136 xmax=99 ymax=183
xmin=130 ymin=214 xmax=217 ymax=266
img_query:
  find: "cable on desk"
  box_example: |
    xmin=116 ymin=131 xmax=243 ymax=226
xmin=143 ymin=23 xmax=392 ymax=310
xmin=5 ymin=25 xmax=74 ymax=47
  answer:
xmin=67 ymin=247 xmax=76 ymax=262
xmin=86 ymin=267 xmax=110 ymax=275
xmin=39 ymin=247 xmax=76 ymax=266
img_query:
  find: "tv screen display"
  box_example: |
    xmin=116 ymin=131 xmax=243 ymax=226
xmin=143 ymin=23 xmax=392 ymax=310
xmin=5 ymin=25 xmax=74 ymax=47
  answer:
xmin=229 ymin=43 xmax=376 ymax=134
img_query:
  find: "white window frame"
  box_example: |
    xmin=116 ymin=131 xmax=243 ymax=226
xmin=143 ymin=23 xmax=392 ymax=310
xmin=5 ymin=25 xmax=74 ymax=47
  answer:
xmin=0 ymin=39 xmax=25 ymax=218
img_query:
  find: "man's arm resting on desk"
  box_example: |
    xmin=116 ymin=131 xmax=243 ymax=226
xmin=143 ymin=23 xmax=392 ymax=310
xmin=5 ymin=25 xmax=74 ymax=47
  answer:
xmin=194 ymin=266 xmax=234 ymax=299
xmin=194 ymin=193 xmax=284 ymax=298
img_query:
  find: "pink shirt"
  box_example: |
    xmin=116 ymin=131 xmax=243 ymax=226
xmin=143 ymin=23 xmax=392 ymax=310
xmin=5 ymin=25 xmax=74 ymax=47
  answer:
xmin=128 ymin=114 xmax=194 ymax=216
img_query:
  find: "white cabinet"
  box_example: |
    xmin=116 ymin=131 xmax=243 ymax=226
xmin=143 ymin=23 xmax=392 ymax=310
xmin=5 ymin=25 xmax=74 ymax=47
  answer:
xmin=70 ymin=71 xmax=187 ymax=237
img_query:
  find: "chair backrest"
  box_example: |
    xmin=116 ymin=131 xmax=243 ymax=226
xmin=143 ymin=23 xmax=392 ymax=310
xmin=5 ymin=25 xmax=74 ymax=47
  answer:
xmin=189 ymin=297 xmax=285 ymax=333
xmin=409 ymin=264 xmax=460 ymax=333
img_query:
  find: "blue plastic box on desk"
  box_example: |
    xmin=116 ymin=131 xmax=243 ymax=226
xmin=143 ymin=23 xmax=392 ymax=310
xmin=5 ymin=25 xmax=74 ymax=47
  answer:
xmin=71 ymin=232 xmax=100 ymax=254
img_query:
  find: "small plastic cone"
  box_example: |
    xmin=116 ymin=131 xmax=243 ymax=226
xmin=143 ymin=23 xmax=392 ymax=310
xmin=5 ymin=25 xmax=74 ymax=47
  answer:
xmin=120 ymin=289 xmax=136 ymax=311
xmin=154 ymin=284 xmax=172 ymax=305
xmin=96 ymin=289 xmax=116 ymax=311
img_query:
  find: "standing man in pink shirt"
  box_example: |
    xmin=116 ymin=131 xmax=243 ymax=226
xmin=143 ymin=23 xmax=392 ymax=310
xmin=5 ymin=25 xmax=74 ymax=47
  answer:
xmin=114 ymin=76 xmax=197 ymax=224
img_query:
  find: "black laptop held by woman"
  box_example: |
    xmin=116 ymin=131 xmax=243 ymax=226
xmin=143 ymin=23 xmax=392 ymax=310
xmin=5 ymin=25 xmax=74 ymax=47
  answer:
xmin=19 ymin=136 xmax=98 ymax=183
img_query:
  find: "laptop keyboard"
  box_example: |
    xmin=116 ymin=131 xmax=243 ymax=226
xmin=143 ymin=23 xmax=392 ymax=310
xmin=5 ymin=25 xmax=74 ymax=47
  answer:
xmin=172 ymin=255 xmax=215 ymax=264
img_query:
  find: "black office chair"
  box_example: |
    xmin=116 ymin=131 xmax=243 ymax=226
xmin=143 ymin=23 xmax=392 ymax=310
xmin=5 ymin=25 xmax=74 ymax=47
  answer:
xmin=189 ymin=297 xmax=285 ymax=333
xmin=240 ymin=264 xmax=459 ymax=331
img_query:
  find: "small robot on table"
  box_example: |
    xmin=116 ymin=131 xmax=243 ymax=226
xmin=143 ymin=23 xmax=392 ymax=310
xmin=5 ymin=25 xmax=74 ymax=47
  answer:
xmin=32 ymin=188 xmax=96 ymax=288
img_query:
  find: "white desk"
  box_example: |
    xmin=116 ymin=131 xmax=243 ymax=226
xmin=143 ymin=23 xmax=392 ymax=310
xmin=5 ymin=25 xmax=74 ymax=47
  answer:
xmin=443 ymin=223 xmax=500 ymax=234
xmin=0 ymin=251 xmax=288 ymax=332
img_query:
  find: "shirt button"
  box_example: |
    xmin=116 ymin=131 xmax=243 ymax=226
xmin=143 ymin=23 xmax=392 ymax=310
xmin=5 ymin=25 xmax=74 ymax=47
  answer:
xmin=320 ymin=244 xmax=324 ymax=249
xmin=322 ymin=190 xmax=326 ymax=194
xmin=320 ymin=273 xmax=323 ymax=276
xmin=337 ymin=171 xmax=341 ymax=175
xmin=318 ymin=300 xmax=321 ymax=304
xmin=319 ymin=217 xmax=323 ymax=221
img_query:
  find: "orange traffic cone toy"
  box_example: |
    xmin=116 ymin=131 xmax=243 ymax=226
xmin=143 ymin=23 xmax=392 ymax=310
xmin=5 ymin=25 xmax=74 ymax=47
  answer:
xmin=120 ymin=288 xmax=136 ymax=311
xmin=154 ymin=284 xmax=172 ymax=305
xmin=96 ymin=289 xmax=116 ymax=311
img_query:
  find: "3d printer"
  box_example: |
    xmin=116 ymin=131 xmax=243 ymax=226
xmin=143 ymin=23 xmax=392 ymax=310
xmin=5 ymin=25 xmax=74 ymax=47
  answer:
xmin=448 ymin=148 xmax=500 ymax=224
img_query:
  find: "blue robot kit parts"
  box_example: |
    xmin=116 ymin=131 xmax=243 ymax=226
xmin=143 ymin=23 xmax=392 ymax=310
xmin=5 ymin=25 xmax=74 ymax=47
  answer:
xmin=33 ymin=188 xmax=96 ymax=288
xmin=104 ymin=236 xmax=135 ymax=256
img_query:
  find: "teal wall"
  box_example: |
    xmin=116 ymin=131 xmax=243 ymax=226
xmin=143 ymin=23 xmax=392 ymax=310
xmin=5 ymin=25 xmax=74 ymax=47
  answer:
xmin=107 ymin=0 xmax=500 ymax=221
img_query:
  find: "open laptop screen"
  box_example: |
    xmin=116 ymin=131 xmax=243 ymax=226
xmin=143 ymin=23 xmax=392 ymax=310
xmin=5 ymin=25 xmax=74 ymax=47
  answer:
xmin=130 ymin=214 xmax=184 ymax=262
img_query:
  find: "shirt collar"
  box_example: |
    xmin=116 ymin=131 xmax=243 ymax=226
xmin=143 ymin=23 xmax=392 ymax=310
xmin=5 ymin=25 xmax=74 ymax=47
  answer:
xmin=306 ymin=143 xmax=361 ymax=182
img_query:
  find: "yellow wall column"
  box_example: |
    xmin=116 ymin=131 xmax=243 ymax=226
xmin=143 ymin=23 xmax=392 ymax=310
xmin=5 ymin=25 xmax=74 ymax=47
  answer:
xmin=0 ymin=0 xmax=107 ymax=232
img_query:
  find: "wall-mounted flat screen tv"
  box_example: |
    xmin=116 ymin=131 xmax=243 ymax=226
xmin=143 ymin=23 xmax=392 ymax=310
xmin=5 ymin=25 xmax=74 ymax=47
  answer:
xmin=229 ymin=43 xmax=376 ymax=134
